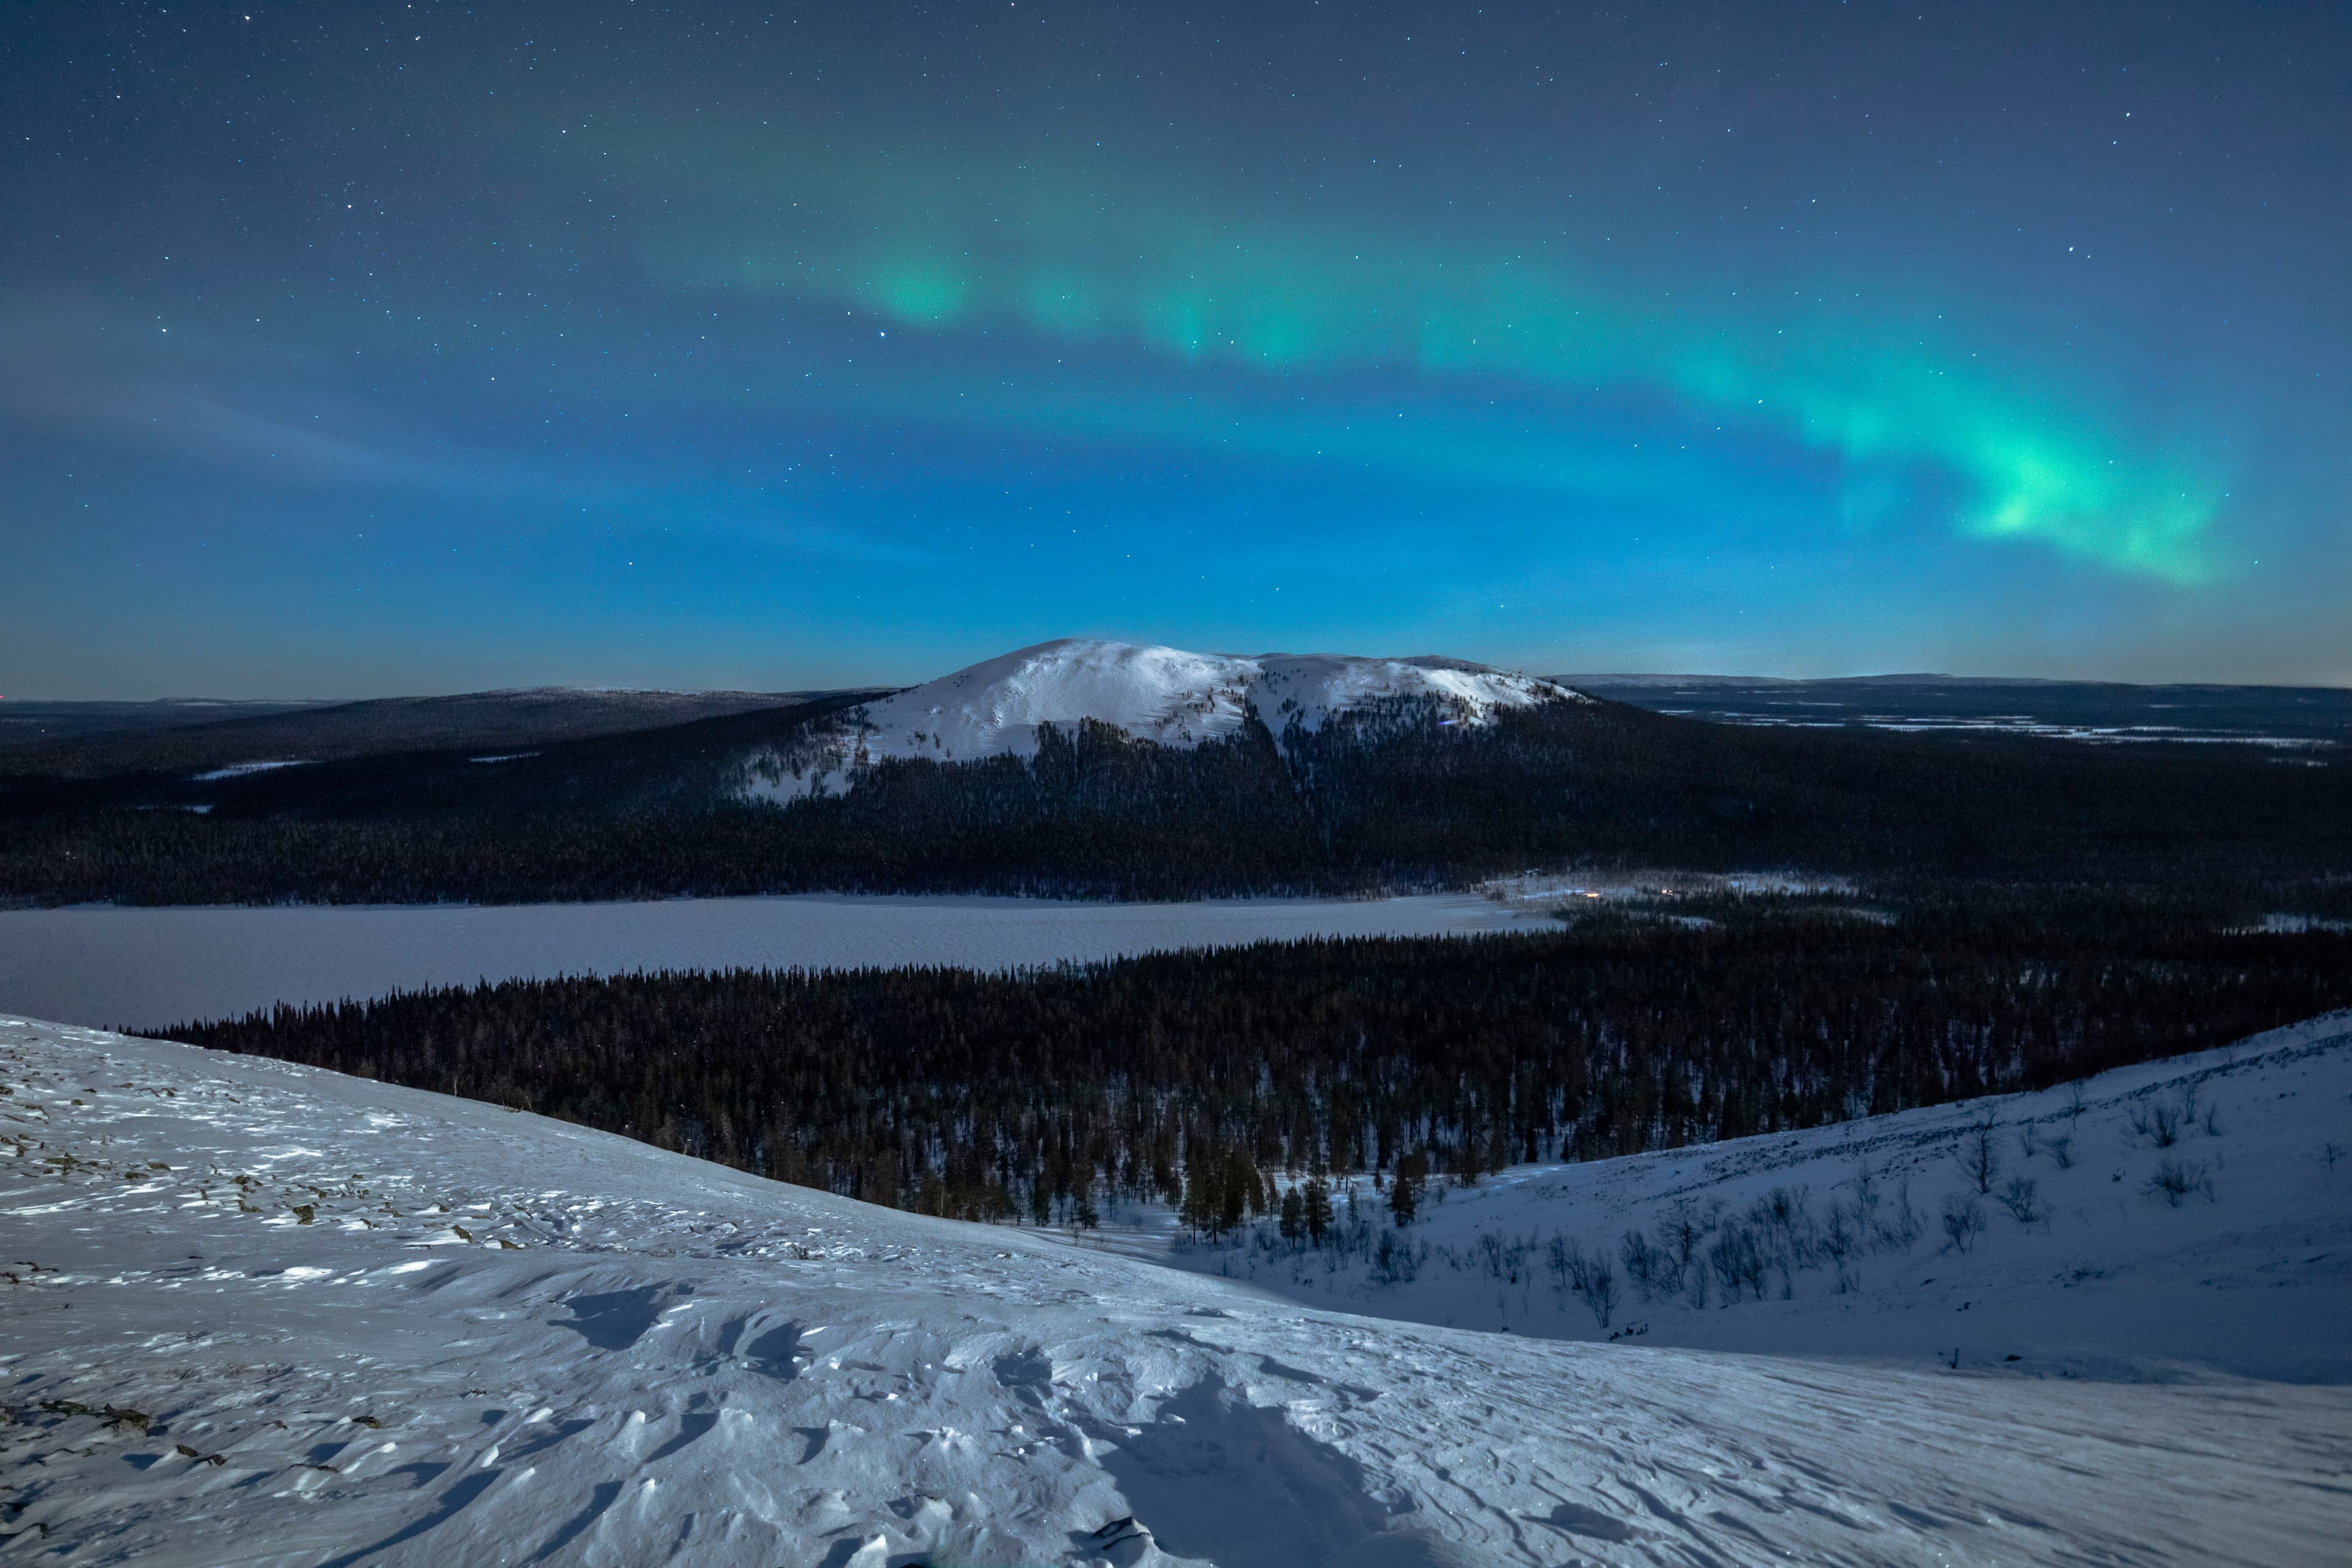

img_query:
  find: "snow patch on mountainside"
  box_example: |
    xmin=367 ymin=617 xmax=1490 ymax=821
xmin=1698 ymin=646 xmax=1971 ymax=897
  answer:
xmin=9 ymin=1014 xmax=2352 ymax=1564
xmin=743 ymin=638 xmax=1580 ymax=802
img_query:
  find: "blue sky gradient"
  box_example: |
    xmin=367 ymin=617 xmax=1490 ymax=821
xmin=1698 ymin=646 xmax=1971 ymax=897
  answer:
xmin=3 ymin=2 xmax=2346 ymax=695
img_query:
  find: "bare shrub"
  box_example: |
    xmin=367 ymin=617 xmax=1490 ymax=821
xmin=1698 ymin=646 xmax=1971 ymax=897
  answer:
xmin=1545 ymin=1232 xmax=1574 ymax=1292
xmin=1656 ymin=1198 xmax=1717 ymax=1273
xmin=1619 ymin=1229 xmax=1671 ymax=1302
xmin=2129 ymin=1101 xmax=2182 ymax=1148
xmin=1577 ymin=1258 xmax=1621 ymax=1330
xmin=1743 ymin=1186 xmax=1819 ymax=1297
xmin=1684 ymin=1259 xmax=1711 ymax=1311
xmin=1709 ymin=1223 xmax=1768 ymax=1302
xmin=1882 ymin=1177 xmax=1925 ymax=1252
xmin=1651 ymin=1197 xmax=1720 ymax=1307
xmin=1548 ymin=1234 xmax=1621 ymax=1328
xmin=1997 ymin=1175 xmax=2041 ymax=1223
xmin=2143 ymin=1158 xmax=2213 ymax=1207
xmin=1847 ymin=1163 xmax=1918 ymax=1254
xmin=1940 ymin=1193 xmax=1987 ymax=1253
xmin=1956 ymin=1115 xmax=2002 ymax=1194
xmin=2046 ymin=1133 xmax=2075 ymax=1169
xmin=1820 ymin=1200 xmax=1860 ymax=1270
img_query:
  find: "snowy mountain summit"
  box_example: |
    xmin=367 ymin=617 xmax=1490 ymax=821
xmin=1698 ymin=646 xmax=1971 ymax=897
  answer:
xmin=747 ymin=638 xmax=1580 ymax=801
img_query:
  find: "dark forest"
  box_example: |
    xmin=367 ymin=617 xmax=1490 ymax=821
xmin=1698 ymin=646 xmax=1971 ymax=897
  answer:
xmin=156 ymin=907 xmax=2352 ymax=1227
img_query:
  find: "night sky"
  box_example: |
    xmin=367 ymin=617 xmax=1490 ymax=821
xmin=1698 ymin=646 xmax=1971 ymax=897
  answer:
xmin=6 ymin=2 xmax=2346 ymax=697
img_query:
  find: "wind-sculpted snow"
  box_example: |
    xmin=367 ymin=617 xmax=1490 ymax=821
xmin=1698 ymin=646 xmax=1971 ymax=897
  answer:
xmin=6 ymin=1017 xmax=2351 ymax=1565
xmin=744 ymin=638 xmax=1580 ymax=801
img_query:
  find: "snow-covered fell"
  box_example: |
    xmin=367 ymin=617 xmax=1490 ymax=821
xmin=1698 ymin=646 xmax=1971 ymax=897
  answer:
xmin=1142 ymin=1014 xmax=2352 ymax=1384
xmin=744 ymin=638 xmax=1580 ymax=802
xmin=6 ymin=1012 xmax=2351 ymax=1566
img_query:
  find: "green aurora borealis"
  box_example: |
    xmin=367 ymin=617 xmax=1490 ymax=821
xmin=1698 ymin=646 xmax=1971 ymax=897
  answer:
xmin=3 ymin=2 xmax=2345 ymax=694
xmin=650 ymin=139 xmax=2218 ymax=582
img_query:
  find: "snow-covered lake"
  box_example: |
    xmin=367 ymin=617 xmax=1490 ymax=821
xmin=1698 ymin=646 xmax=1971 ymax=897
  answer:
xmin=0 ymin=892 xmax=1540 ymax=1028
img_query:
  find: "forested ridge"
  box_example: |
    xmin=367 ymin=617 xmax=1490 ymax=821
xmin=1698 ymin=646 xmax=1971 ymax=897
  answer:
xmin=9 ymin=696 xmax=2351 ymax=904
xmin=156 ymin=909 xmax=2352 ymax=1226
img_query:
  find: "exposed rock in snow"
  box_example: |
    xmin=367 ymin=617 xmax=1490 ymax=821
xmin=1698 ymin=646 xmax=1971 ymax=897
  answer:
xmin=6 ymin=1012 xmax=2350 ymax=1566
xmin=743 ymin=638 xmax=1581 ymax=802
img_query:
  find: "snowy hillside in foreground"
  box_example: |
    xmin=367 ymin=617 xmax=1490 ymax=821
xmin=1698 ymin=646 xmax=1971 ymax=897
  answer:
xmin=1141 ymin=1014 xmax=2352 ymax=1385
xmin=6 ymin=1018 xmax=2351 ymax=1567
xmin=743 ymin=638 xmax=1581 ymax=802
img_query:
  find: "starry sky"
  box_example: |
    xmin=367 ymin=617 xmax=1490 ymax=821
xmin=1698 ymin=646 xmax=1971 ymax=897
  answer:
xmin=5 ymin=2 xmax=2347 ymax=697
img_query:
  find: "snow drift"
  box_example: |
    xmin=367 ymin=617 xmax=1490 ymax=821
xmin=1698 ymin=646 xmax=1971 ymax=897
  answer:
xmin=743 ymin=638 xmax=1581 ymax=802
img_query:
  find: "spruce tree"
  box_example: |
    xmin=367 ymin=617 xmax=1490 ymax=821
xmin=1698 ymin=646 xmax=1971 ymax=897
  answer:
xmin=1303 ymin=1177 xmax=1332 ymax=1245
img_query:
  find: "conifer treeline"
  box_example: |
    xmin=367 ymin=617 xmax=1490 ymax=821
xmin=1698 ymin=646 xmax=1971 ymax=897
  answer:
xmin=155 ymin=916 xmax=2352 ymax=1224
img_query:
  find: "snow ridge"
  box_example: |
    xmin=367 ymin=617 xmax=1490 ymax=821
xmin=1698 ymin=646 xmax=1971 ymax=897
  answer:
xmin=745 ymin=637 xmax=1581 ymax=802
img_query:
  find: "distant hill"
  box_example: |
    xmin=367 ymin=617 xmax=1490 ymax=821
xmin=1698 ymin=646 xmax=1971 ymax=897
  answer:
xmin=1 ymin=641 xmax=2346 ymax=907
xmin=0 ymin=687 xmax=857 ymax=777
xmin=1562 ymin=674 xmax=2352 ymax=749
xmin=0 ymin=698 xmax=332 ymax=750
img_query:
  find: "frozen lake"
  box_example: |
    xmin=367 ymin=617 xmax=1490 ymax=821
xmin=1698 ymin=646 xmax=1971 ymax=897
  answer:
xmin=0 ymin=892 xmax=1540 ymax=1029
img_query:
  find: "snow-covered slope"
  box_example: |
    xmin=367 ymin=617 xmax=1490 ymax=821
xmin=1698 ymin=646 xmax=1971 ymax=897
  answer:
xmin=6 ymin=1015 xmax=2351 ymax=1566
xmin=744 ymin=638 xmax=1579 ymax=801
xmin=1147 ymin=1014 xmax=2352 ymax=1384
